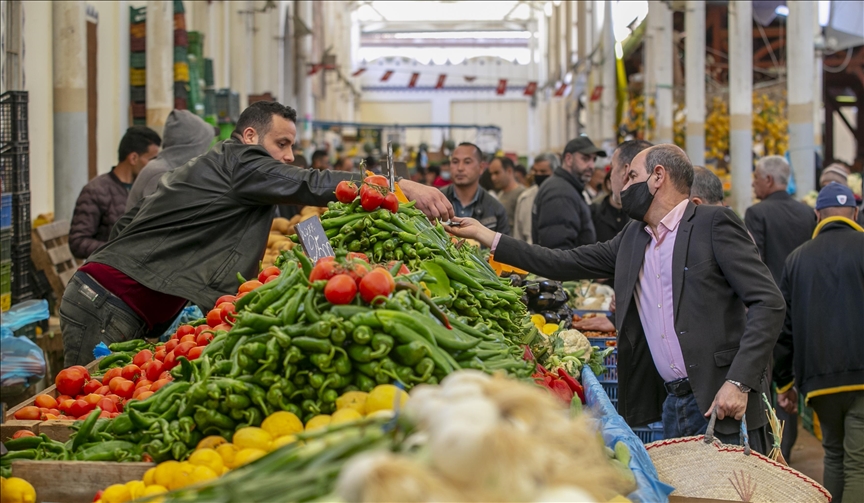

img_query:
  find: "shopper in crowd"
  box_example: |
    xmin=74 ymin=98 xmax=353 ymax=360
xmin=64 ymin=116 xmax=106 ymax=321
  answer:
xmin=514 ymin=163 xmax=528 ymax=187
xmin=533 ymin=137 xmax=605 ymax=249
xmin=432 ymin=160 xmax=452 ymax=188
xmin=60 ymin=101 xmax=452 ymax=366
xmin=591 ymin=171 xmax=629 ymax=243
xmin=512 ymin=153 xmax=556 ymax=243
xmin=311 ymin=149 xmax=329 ymax=170
xmin=819 ymin=162 xmax=850 ymax=188
xmin=126 ymin=110 xmax=216 ymax=211
xmin=449 ymin=144 xmax=783 ymax=452
xmin=489 ymin=156 xmax=525 ymax=235
xmin=333 ymin=157 xmax=354 ymax=173
xmin=689 ymin=166 xmax=725 ymax=207
xmin=440 ymin=142 xmax=509 ymax=235
xmin=775 ymin=182 xmax=864 ymax=502
xmin=69 ymin=126 xmax=161 ymax=260
xmin=586 ymin=167 xmax=608 ymax=203
xmin=425 ymin=165 xmax=440 ymax=186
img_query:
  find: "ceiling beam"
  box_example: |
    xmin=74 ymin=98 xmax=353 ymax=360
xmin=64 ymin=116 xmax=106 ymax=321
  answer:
xmin=360 ymin=20 xmax=530 ymax=34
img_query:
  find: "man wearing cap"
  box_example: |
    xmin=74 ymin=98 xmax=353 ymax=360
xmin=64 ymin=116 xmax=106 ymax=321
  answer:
xmin=775 ymin=182 xmax=864 ymax=503
xmin=532 ymin=137 xmax=606 ymax=249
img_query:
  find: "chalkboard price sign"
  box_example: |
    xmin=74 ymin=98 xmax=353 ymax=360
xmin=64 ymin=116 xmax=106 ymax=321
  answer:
xmin=295 ymin=216 xmax=335 ymax=264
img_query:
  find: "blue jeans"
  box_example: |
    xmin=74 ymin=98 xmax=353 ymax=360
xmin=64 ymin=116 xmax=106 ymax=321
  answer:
xmin=662 ymin=392 xmax=769 ymax=455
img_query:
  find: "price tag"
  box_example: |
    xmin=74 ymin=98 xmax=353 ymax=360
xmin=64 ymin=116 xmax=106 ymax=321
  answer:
xmin=295 ymin=216 xmax=335 ymax=264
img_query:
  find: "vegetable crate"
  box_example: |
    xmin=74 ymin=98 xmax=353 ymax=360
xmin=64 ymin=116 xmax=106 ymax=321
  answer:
xmin=1 ymin=192 xmax=11 ymax=227
xmin=1 ymin=260 xmax=11 ymax=311
xmin=1 ymin=226 xmax=10 ymax=260
xmin=0 ymin=90 xmax=29 ymax=143
xmin=0 ymin=142 xmax=30 ymax=193
xmin=11 ymin=460 xmax=154 ymax=503
xmin=588 ymin=336 xmax=617 ymax=381
xmin=30 ymin=219 xmax=78 ymax=305
xmin=632 ymin=422 xmax=664 ymax=444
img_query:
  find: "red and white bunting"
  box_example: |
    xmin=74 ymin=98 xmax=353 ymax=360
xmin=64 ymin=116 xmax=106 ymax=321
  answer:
xmin=307 ymin=64 xmax=324 ymax=76
xmin=523 ymin=81 xmax=537 ymax=96
xmin=435 ymin=74 xmax=447 ymax=89
xmin=381 ymin=70 xmax=394 ymax=82
xmin=496 ymin=79 xmax=508 ymax=95
xmin=589 ymin=85 xmax=603 ymax=101
xmin=351 ymin=68 xmax=366 ymax=77
xmin=555 ymin=83 xmax=572 ymax=97
xmin=408 ymin=72 xmax=420 ymax=88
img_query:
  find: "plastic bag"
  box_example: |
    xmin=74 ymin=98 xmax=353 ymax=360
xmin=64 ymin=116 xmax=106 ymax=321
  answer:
xmin=1 ymin=326 xmax=47 ymax=390
xmin=160 ymin=305 xmax=204 ymax=342
xmin=0 ymin=299 xmax=50 ymax=332
xmin=583 ymin=367 xmax=675 ymax=503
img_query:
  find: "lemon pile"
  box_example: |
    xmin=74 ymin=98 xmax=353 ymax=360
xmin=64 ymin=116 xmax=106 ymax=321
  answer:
xmin=0 ymin=477 xmax=36 ymax=503
xmin=530 ymin=314 xmax=559 ymax=336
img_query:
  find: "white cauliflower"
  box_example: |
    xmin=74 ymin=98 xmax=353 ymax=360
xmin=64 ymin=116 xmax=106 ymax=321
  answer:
xmin=557 ymin=329 xmax=593 ymax=361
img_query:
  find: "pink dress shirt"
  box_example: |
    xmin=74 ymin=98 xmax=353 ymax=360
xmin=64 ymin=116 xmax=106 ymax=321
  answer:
xmin=634 ymin=199 xmax=690 ymax=383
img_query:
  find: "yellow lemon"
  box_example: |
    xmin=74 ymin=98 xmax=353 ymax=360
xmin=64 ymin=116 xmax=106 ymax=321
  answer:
xmin=304 ymin=414 xmax=331 ymax=431
xmin=261 ymin=411 xmax=303 ymax=438
xmin=330 ymin=408 xmax=363 ymax=425
xmin=531 ymin=314 xmax=546 ymax=328
xmin=188 ymin=466 xmax=219 ymax=484
xmin=366 ymin=409 xmax=395 ymax=420
xmin=221 ymin=466 xmax=230 ymax=475
xmin=232 ymin=427 xmax=273 ymax=451
xmin=335 ymin=391 xmax=368 ymax=415
xmin=216 ymin=443 xmax=240 ymax=469
xmin=124 ymin=480 xmax=146 ymax=500
xmin=142 ymin=467 xmax=157 ymax=486
xmin=196 ymin=435 xmax=228 ymax=451
xmin=143 ymin=485 xmax=167 ymax=495
xmin=365 ymin=385 xmax=408 ymax=414
xmin=271 ymin=435 xmax=297 ymax=450
xmin=101 ymin=484 xmax=131 ymax=503
xmin=188 ymin=448 xmax=224 ymax=474
xmin=168 ymin=462 xmax=196 ymax=490
xmin=153 ymin=461 xmax=179 ymax=489
xmin=1 ymin=478 xmax=36 ymax=503
xmin=542 ymin=323 xmax=559 ymax=335
xmin=233 ymin=448 xmax=267 ymax=467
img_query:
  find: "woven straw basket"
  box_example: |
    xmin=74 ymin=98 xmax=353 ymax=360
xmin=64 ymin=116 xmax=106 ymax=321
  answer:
xmin=646 ymin=435 xmax=831 ymax=502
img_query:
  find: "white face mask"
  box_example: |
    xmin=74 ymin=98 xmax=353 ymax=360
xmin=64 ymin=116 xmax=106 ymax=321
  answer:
xmin=440 ymin=172 xmax=451 ymax=181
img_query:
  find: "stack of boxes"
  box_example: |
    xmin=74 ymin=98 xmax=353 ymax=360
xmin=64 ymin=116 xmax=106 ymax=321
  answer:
xmin=130 ymin=6 xmax=147 ymax=126
xmin=0 ymin=91 xmax=32 ymax=310
xmin=186 ymin=31 xmax=204 ymax=116
xmin=173 ymin=0 xmax=189 ymax=110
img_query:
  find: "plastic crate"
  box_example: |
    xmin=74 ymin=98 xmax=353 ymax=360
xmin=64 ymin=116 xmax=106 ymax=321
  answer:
xmin=130 ymin=52 xmax=146 ymax=69
xmin=13 ymin=322 xmax=37 ymax=339
xmin=600 ymin=380 xmax=619 ymax=411
xmin=130 ymin=68 xmax=146 ymax=87
xmin=173 ymin=0 xmax=184 ymax=14
xmin=1 ymin=193 xmax=10 ymax=227
xmin=588 ymin=336 xmax=618 ymax=380
xmin=173 ymin=45 xmax=188 ymax=63
xmin=10 ymin=253 xmax=32 ymax=303
xmin=130 ymin=6 xmax=146 ymax=24
xmin=132 ymin=103 xmax=146 ymax=119
xmin=215 ymin=89 xmax=240 ymax=123
xmin=131 ymin=37 xmax=146 ymax=52
xmin=204 ymin=89 xmax=216 ymax=116
xmin=173 ymin=12 xmax=186 ymax=31
xmin=130 ymin=86 xmax=146 ymax=103
xmin=0 ymin=142 xmax=30 ymax=193
xmin=1 ymin=227 xmax=9 ymax=261
xmin=11 ymin=191 xmax=30 ymax=242
xmin=174 ymin=62 xmax=189 ymax=82
xmin=174 ymin=97 xmax=187 ymax=111
xmin=174 ymin=82 xmax=189 ymax=100
xmin=132 ymin=118 xmax=147 ymax=126
xmin=1 ymin=260 xmax=10 ymax=295
xmin=130 ymin=22 xmax=146 ymax=40
xmin=203 ymin=58 xmax=214 ymax=87
xmin=631 ymin=422 xmax=665 ymax=444
xmin=0 ymin=91 xmax=29 ymax=143
xmin=174 ymin=29 xmax=188 ymax=47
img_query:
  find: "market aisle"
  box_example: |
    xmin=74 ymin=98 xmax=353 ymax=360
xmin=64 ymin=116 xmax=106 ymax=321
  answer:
xmin=790 ymin=424 xmax=824 ymax=485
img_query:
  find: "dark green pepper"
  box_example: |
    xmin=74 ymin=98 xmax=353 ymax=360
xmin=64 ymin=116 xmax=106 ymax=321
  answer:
xmin=352 ymin=325 xmax=373 ymax=345
xmin=226 ymin=394 xmax=251 ymax=409
xmin=305 ymin=320 xmax=332 ymax=339
xmin=355 ymin=374 xmax=375 ymax=392
xmin=393 ymin=341 xmax=428 ymax=366
xmin=369 ymin=333 xmax=394 ymax=358
xmin=292 ymin=336 xmax=334 ymax=355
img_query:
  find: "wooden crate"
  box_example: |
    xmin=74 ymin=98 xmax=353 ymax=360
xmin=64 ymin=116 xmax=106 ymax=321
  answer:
xmin=30 ymin=220 xmax=78 ymax=307
xmin=4 ymin=358 xmax=101 ymax=422
xmin=12 ymin=460 xmax=154 ymax=503
xmin=1 ymin=419 xmax=76 ymax=442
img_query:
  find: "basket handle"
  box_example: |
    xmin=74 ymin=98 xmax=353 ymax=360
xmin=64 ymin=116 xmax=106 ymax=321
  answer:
xmin=704 ymin=408 xmax=751 ymax=455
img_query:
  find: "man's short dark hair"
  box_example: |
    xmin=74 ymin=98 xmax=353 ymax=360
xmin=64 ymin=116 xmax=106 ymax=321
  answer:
xmin=691 ymin=166 xmax=724 ymax=204
xmin=312 ymin=150 xmax=328 ymax=163
xmin=491 ymin=156 xmax=515 ymax=171
xmin=232 ymin=101 xmax=297 ymax=139
xmin=644 ymin=145 xmax=694 ymax=193
xmin=457 ymin=142 xmax=483 ymax=162
xmin=334 ymin=157 xmax=349 ymax=169
xmin=440 ymin=159 xmax=450 ymax=167
xmin=514 ymin=164 xmax=527 ymax=177
xmin=428 ymin=165 xmax=441 ymax=177
xmin=615 ymin=139 xmax=653 ymax=167
xmin=118 ymin=126 xmax=161 ymax=163
xmin=293 ymin=153 xmax=308 ymax=169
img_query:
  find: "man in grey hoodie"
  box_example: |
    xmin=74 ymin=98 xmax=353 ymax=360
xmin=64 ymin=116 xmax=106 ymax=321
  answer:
xmin=126 ymin=109 xmax=216 ymax=211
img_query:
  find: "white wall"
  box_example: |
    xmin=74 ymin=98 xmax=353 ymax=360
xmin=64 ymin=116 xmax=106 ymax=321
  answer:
xmin=93 ymin=0 xmax=128 ymax=175
xmin=833 ymin=107 xmax=857 ymax=165
xmin=359 ymin=101 xmax=433 ymax=147
xmin=450 ymin=99 xmax=529 ymax=154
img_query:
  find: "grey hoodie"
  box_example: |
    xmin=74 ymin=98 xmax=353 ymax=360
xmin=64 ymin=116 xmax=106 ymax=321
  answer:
xmin=126 ymin=110 xmax=215 ymax=211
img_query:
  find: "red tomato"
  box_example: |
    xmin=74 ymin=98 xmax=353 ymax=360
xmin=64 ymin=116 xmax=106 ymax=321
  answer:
xmin=67 ymin=399 xmax=93 ymax=418
xmin=238 ymin=280 xmax=263 ymax=294
xmin=94 ymin=385 xmax=110 ymax=396
xmin=55 ymin=394 xmax=73 ymax=404
xmin=174 ymin=341 xmax=197 ymax=358
xmin=214 ymin=295 xmax=236 ymax=309
xmin=81 ymin=379 xmax=102 ymax=395
xmin=158 ymin=371 xmax=172 ymax=381
xmin=13 ymin=406 xmax=41 ymax=420
xmin=108 ymin=377 xmax=131 ymax=393
xmin=347 ymin=252 xmax=370 ymax=263
xmin=143 ymin=360 xmax=164 ymax=382
xmin=165 ymin=339 xmax=180 ymax=353
xmin=12 ymin=430 xmax=36 ymax=439
xmin=324 ymin=274 xmax=358 ymax=305
xmin=364 ymin=175 xmax=389 ymax=187
xmin=55 ymin=368 xmax=87 ymax=396
xmin=187 ymin=346 xmax=204 ymax=360
xmin=258 ymin=266 xmax=281 ymax=283
xmin=169 ymin=332 xmax=180 ymax=341
xmin=162 ymin=351 xmax=178 ymax=371
xmin=212 ymin=323 xmax=232 ymax=332
xmin=98 ymin=411 xmax=112 ymax=419
xmin=82 ymin=393 xmax=104 ymax=407
xmin=110 ymin=379 xmax=135 ymax=399
xmin=121 ymin=364 xmax=142 ymax=382
xmin=154 ymin=348 xmax=166 ymax=362
xmin=360 ymin=183 xmax=386 ymax=211
xmin=386 ymin=261 xmax=411 ymax=276
xmin=109 ymin=412 xmax=120 ymax=418
xmin=335 ymin=180 xmax=360 ymax=203
xmin=48 ymin=408 xmax=61 ymax=416
xmin=236 ymin=291 xmax=249 ymax=299
xmin=102 ymin=367 xmax=123 ymax=386
xmin=345 ymin=261 xmax=370 ymax=285
xmin=96 ymin=397 xmax=117 ymax=413
xmin=34 ymin=394 xmax=58 ymax=409
xmin=58 ymin=399 xmax=75 ymax=414
xmin=206 ymin=308 xmax=223 ymax=328
xmin=132 ymin=349 xmax=153 ymax=367
xmin=219 ymin=302 xmax=237 ymax=324
xmin=175 ymin=324 xmax=196 ymax=338
xmin=359 ymin=268 xmax=395 ymax=303
xmin=135 ymin=379 xmax=152 ymax=390
xmin=196 ymin=332 xmax=214 ymax=346
xmin=309 ymin=260 xmax=339 ymax=282
xmin=381 ymin=192 xmax=399 ymax=213
xmin=264 ymin=275 xmax=279 ymax=284
xmin=376 ymin=266 xmax=397 ymax=290
xmin=105 ymin=394 xmax=122 ymax=405
xmin=179 ymin=334 xmax=196 ymax=344
xmin=150 ymin=378 xmax=171 ymax=392
xmin=68 ymin=365 xmax=91 ymax=380
xmin=132 ymin=386 xmax=151 ymax=399
xmin=194 ymin=325 xmax=209 ymax=336
xmin=136 ymin=391 xmax=154 ymax=401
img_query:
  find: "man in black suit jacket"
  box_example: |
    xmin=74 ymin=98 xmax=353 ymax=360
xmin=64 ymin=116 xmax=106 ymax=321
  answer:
xmin=447 ymin=145 xmax=785 ymax=449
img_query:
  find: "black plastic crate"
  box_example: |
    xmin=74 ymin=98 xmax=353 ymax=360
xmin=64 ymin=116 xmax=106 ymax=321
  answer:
xmin=203 ymin=58 xmax=214 ymax=87
xmin=0 ymin=91 xmax=28 ymax=143
xmin=0 ymin=227 xmax=9 ymax=261
xmin=215 ymin=89 xmax=239 ymax=123
xmin=11 ymin=191 xmax=30 ymax=243
xmin=130 ymin=86 xmax=146 ymax=103
xmin=174 ymin=81 xmax=189 ymax=100
xmin=0 ymin=142 xmax=30 ymax=193
xmin=11 ymin=253 xmax=33 ymax=302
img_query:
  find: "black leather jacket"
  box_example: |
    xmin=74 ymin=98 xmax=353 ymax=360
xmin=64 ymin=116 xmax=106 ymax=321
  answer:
xmin=93 ymin=139 xmax=360 ymax=309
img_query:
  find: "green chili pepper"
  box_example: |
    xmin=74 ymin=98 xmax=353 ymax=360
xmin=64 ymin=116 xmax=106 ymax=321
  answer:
xmin=292 ymin=247 xmax=314 ymax=278
xmin=75 ymin=441 xmax=138 ymax=462
xmin=280 ymin=286 xmax=305 ymax=325
xmin=413 ymin=358 xmax=435 ymax=382
xmin=393 ymin=341 xmax=428 ymax=366
xmin=3 ymin=435 xmax=44 ymax=451
xmin=303 ymin=288 xmax=322 ymax=323
xmin=369 ymin=333 xmax=394 ymax=359
xmin=355 ymin=374 xmax=375 ymax=392
xmin=330 ymin=328 xmax=347 ymax=345
xmin=107 ymin=339 xmax=148 ymax=352
xmin=305 ymin=320 xmax=332 ymax=339
xmin=352 ymin=325 xmax=373 ymax=345
xmin=194 ymin=406 xmax=236 ymax=431
xmin=331 ymin=348 xmax=353 ymax=375
xmin=226 ymin=393 xmax=251 ymax=410
xmin=292 ymin=336 xmax=334 ymax=355
xmin=98 ymin=352 xmax=132 ymax=370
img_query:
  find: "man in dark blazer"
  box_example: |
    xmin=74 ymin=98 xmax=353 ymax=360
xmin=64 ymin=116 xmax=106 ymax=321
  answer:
xmin=447 ymin=145 xmax=785 ymax=450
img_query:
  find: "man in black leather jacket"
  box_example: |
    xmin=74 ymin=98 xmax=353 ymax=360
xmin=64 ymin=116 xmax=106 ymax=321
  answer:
xmin=60 ymin=101 xmax=452 ymax=365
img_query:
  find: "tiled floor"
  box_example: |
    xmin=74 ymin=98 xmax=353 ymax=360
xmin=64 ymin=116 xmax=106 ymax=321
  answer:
xmin=790 ymin=423 xmax=824 ymax=484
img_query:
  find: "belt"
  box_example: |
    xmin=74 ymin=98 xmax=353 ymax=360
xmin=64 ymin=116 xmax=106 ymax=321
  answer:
xmin=664 ymin=378 xmax=693 ymax=397
xmin=75 ymin=271 xmax=142 ymax=321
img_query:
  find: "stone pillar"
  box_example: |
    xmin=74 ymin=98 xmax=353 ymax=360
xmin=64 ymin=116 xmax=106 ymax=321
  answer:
xmin=230 ymin=1 xmax=253 ymax=111
xmin=600 ymin=0 xmax=617 ymax=147
xmin=729 ymin=0 xmax=753 ymax=215
xmin=685 ymin=1 xmax=706 ymax=166
xmin=788 ymin=1 xmax=816 ymax=195
xmin=296 ymin=0 xmax=315 ymax=141
xmin=654 ymin=2 xmax=674 ymax=144
xmin=643 ymin=4 xmax=655 ymax=141
xmin=52 ymin=2 xmax=88 ymax=222
xmin=145 ymin=0 xmax=174 ymax=136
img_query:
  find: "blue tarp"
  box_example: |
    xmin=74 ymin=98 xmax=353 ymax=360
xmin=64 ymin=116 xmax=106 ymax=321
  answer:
xmin=583 ymin=367 xmax=674 ymax=503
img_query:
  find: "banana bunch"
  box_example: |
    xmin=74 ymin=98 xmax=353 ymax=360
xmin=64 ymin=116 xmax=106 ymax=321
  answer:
xmin=673 ymin=101 xmax=687 ymax=150
xmin=622 ymin=96 xmax=655 ymax=140
xmin=705 ymin=97 xmax=730 ymax=161
xmin=752 ymin=93 xmax=789 ymax=156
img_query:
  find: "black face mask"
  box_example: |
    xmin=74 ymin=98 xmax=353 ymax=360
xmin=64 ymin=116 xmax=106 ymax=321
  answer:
xmin=534 ymin=174 xmax=550 ymax=187
xmin=620 ymin=176 xmax=656 ymax=222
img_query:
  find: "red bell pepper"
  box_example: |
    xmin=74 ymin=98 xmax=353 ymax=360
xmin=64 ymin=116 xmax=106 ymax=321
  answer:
xmin=557 ymin=368 xmax=586 ymax=404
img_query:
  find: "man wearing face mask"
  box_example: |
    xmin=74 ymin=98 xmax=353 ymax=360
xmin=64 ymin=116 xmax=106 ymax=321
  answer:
xmin=532 ymin=137 xmax=606 ymax=249
xmin=513 ymin=153 xmax=557 ymax=243
xmin=591 ymin=140 xmax=652 ymax=243
xmin=447 ymin=144 xmax=784 ymax=451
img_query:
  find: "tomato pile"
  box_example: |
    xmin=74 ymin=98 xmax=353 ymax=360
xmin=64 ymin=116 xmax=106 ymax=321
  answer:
xmin=334 ymin=175 xmax=399 ymax=213
xmin=310 ymin=253 xmax=399 ymax=305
